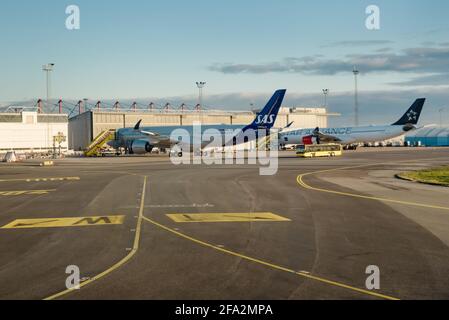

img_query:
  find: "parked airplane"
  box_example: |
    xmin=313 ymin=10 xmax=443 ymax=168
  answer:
xmin=280 ymin=98 xmax=426 ymax=147
xmin=109 ymin=89 xmax=287 ymax=156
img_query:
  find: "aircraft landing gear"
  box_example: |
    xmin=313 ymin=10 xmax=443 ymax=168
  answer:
xmin=170 ymin=151 xmax=183 ymax=157
xmin=169 ymin=145 xmax=183 ymax=158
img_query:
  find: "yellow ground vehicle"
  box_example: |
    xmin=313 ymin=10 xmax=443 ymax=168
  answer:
xmin=296 ymin=144 xmax=343 ymax=158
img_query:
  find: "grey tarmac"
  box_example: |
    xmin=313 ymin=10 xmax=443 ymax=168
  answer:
xmin=0 ymin=148 xmax=448 ymax=300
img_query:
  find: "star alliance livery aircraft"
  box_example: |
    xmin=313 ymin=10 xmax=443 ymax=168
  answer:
xmin=109 ymin=89 xmax=286 ymax=156
xmin=280 ymin=98 xmax=426 ymax=146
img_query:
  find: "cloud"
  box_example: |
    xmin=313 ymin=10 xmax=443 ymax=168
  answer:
xmin=322 ymin=40 xmax=394 ymax=47
xmin=209 ymin=46 xmax=449 ymax=87
xmin=390 ymin=74 xmax=449 ymax=87
xmin=423 ymin=27 xmax=449 ymax=36
xmin=374 ymin=47 xmax=393 ymax=53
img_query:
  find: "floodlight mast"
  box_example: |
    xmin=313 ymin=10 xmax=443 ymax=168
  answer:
xmin=353 ymin=67 xmax=360 ymax=126
xmin=42 ymin=63 xmax=55 ymax=108
xmin=196 ymin=82 xmax=206 ymax=108
xmin=322 ymin=89 xmax=329 ymax=108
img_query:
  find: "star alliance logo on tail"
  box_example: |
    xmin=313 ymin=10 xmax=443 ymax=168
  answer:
xmin=407 ymin=110 xmax=418 ymax=121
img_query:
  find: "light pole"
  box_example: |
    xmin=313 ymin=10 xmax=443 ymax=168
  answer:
xmin=353 ymin=67 xmax=359 ymax=126
xmin=322 ymin=89 xmax=329 ymax=108
xmin=42 ymin=63 xmax=55 ymax=106
xmin=196 ymin=82 xmax=206 ymax=107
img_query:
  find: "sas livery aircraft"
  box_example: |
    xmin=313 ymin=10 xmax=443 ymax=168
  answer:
xmin=109 ymin=89 xmax=286 ymax=156
xmin=280 ymin=98 xmax=426 ymax=146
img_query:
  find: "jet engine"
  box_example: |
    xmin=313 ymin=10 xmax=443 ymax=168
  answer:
xmin=302 ymin=127 xmax=342 ymax=145
xmin=402 ymin=124 xmax=416 ymax=132
xmin=129 ymin=140 xmax=153 ymax=154
xmin=302 ymin=135 xmax=318 ymax=145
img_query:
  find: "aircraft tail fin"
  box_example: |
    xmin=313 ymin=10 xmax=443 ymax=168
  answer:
xmin=134 ymin=120 xmax=142 ymax=130
xmin=392 ymin=98 xmax=425 ymax=126
xmin=244 ymin=89 xmax=286 ymax=131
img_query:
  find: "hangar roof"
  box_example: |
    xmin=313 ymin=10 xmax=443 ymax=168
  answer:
xmin=407 ymin=125 xmax=449 ymax=137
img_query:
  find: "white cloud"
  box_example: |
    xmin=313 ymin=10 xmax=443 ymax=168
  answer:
xmin=209 ymin=46 xmax=449 ymax=87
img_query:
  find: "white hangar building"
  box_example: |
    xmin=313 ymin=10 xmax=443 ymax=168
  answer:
xmin=0 ymin=110 xmax=68 ymax=155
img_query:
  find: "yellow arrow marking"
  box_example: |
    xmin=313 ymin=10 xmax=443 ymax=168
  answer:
xmin=0 ymin=177 xmax=80 ymax=183
xmin=166 ymin=212 xmax=291 ymax=223
xmin=1 ymin=215 xmax=125 ymax=229
xmin=0 ymin=189 xmax=56 ymax=196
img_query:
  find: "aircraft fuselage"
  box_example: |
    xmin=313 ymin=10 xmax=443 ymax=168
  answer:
xmin=280 ymin=125 xmax=408 ymax=145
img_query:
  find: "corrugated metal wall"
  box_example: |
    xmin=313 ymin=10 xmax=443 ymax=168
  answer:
xmin=406 ymin=126 xmax=449 ymax=146
xmin=68 ymin=112 xmax=92 ymax=151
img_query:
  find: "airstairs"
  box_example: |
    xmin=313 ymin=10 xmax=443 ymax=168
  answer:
xmin=84 ymin=129 xmax=116 ymax=157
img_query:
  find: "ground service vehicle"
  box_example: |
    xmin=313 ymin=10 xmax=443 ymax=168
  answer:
xmin=296 ymin=144 xmax=343 ymax=158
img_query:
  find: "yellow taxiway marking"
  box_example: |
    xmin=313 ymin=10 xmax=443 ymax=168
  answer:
xmin=297 ymin=160 xmax=449 ymax=212
xmin=0 ymin=189 xmax=56 ymax=196
xmin=167 ymin=212 xmax=291 ymax=223
xmin=1 ymin=215 xmax=125 ymax=229
xmin=42 ymin=157 xmax=448 ymax=300
xmin=44 ymin=176 xmax=147 ymax=300
xmin=42 ymin=176 xmax=399 ymax=301
xmin=142 ymin=215 xmax=399 ymax=300
xmin=0 ymin=177 xmax=80 ymax=183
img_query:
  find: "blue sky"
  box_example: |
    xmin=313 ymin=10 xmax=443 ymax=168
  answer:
xmin=1 ymin=0 xmax=448 ymax=125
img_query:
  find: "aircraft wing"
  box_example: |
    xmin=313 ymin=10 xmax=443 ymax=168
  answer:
xmin=140 ymin=130 xmax=160 ymax=137
xmin=138 ymin=130 xmax=173 ymax=146
xmin=315 ymin=132 xmax=342 ymax=143
xmin=312 ymin=128 xmax=342 ymax=144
